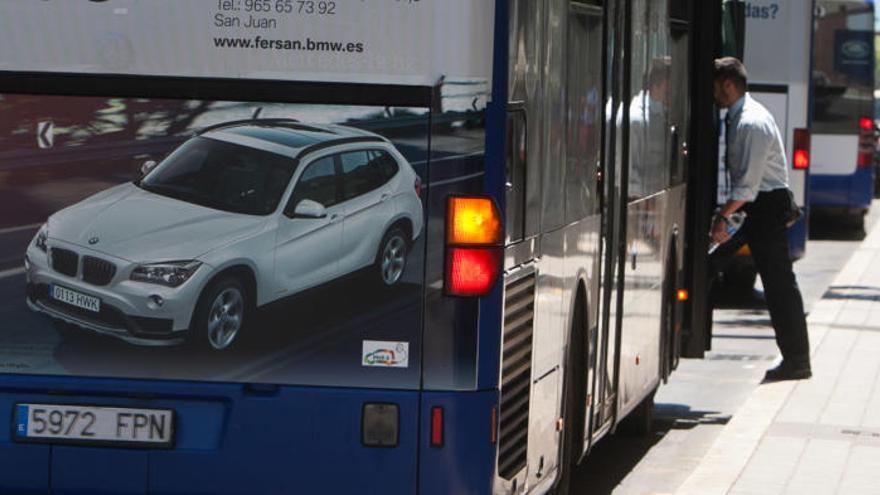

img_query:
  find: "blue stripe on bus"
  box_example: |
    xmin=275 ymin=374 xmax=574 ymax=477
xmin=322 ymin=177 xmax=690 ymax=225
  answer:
xmin=14 ymin=404 xmax=28 ymax=437
xmin=809 ymin=166 xmax=875 ymax=209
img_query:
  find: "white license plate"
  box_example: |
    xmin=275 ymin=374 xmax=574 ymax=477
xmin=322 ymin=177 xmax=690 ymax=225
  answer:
xmin=50 ymin=284 xmax=101 ymax=313
xmin=13 ymin=403 xmax=174 ymax=448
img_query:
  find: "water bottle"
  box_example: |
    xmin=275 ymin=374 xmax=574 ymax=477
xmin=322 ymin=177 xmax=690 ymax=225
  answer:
xmin=708 ymin=211 xmax=746 ymax=254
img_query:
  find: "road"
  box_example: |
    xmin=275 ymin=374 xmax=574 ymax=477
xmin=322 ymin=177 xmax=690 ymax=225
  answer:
xmin=572 ymin=201 xmax=880 ymax=494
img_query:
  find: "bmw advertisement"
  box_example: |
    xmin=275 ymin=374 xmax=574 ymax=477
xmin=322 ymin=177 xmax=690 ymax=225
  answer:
xmin=0 ymin=95 xmax=443 ymax=388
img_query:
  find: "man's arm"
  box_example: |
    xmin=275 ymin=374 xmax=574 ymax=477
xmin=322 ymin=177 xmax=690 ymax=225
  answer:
xmin=711 ymin=199 xmax=747 ymax=244
xmin=712 ymin=121 xmax=773 ymax=244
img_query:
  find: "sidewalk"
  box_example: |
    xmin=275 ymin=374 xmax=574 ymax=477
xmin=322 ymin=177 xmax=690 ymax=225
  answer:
xmin=676 ymin=221 xmax=880 ymax=495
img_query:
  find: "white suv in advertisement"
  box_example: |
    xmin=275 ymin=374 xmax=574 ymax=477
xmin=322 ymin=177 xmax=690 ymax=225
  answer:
xmin=24 ymin=121 xmax=424 ymax=350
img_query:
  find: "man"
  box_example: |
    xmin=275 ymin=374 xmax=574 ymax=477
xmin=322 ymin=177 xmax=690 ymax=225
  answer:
xmin=711 ymin=57 xmax=811 ymax=382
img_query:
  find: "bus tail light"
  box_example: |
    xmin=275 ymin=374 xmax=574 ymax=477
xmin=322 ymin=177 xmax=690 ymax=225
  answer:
xmin=677 ymin=289 xmax=689 ymax=302
xmin=857 ymin=117 xmax=874 ymax=169
xmin=447 ymin=196 xmax=503 ymax=245
xmin=430 ymin=406 xmax=444 ymax=447
xmin=445 ymin=196 xmax=503 ymax=297
xmin=792 ymin=128 xmax=810 ymax=170
xmin=446 ymin=248 xmax=502 ymax=296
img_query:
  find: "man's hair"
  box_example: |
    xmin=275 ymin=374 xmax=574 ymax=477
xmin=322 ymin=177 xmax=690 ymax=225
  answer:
xmin=647 ymin=56 xmax=671 ymax=88
xmin=713 ymin=57 xmax=748 ymax=91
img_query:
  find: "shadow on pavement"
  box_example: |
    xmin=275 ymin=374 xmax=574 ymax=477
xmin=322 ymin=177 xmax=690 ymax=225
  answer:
xmin=575 ymin=405 xmax=730 ymax=494
xmin=823 ymin=285 xmax=880 ymax=302
xmin=809 ymin=212 xmax=867 ymax=241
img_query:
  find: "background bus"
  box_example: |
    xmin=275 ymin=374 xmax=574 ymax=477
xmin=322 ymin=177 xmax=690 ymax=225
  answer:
xmin=811 ymin=0 xmax=876 ymax=230
xmin=0 ymin=1 xmax=723 ymax=493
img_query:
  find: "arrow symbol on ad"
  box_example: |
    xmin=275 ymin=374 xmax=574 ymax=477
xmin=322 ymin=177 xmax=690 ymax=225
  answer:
xmin=37 ymin=121 xmax=54 ymax=149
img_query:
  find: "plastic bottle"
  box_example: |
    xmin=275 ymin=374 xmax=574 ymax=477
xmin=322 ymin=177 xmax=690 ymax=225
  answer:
xmin=708 ymin=211 xmax=746 ymax=254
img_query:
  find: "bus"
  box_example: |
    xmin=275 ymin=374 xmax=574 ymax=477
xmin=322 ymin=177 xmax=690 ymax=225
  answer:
xmin=716 ymin=0 xmax=814 ymax=289
xmin=0 ymin=0 xmax=723 ymax=493
xmin=811 ymin=0 xmax=876 ymax=229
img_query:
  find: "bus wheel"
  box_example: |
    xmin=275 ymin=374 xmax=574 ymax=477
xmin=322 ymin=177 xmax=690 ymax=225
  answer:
xmin=617 ymin=389 xmax=655 ymax=437
xmin=553 ymin=298 xmax=587 ymax=495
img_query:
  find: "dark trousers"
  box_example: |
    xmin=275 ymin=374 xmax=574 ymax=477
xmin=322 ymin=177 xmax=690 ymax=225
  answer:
xmin=711 ymin=189 xmax=811 ymax=367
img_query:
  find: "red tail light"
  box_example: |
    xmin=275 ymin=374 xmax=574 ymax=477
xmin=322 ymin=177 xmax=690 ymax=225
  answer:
xmin=792 ymin=128 xmax=810 ymax=170
xmin=430 ymin=407 xmax=444 ymax=447
xmin=446 ymin=248 xmax=502 ymax=296
xmin=858 ymin=150 xmax=874 ymax=168
xmin=858 ymin=117 xmax=875 ymax=168
xmin=414 ymin=176 xmax=422 ymax=197
xmin=445 ymin=196 xmax=503 ymax=297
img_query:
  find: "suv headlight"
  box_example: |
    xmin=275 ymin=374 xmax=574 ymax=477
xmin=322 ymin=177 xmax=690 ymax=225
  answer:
xmin=131 ymin=261 xmax=202 ymax=287
xmin=34 ymin=224 xmax=48 ymax=253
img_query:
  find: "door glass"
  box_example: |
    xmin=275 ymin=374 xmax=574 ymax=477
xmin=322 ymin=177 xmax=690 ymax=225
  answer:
xmin=565 ymin=8 xmax=603 ymax=222
xmin=506 ymin=109 xmax=527 ymax=243
xmin=340 ymin=150 xmax=381 ymax=200
xmin=290 ymin=156 xmax=338 ymax=210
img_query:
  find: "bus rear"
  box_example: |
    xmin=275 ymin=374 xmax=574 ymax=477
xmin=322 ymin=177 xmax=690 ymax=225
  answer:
xmin=0 ymin=1 xmax=504 ymax=493
xmin=811 ymin=0 xmax=876 ymax=229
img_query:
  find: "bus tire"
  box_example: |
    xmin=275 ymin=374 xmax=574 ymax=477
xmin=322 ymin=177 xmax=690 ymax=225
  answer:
xmin=553 ymin=295 xmax=588 ymax=495
xmin=617 ymin=389 xmax=655 ymax=437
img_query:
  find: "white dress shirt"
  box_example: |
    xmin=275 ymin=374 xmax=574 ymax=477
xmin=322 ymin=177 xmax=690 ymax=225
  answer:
xmin=725 ymin=93 xmax=790 ymax=202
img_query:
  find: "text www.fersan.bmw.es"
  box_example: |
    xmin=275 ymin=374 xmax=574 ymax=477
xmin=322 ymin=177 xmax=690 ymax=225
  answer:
xmin=213 ymin=36 xmax=365 ymax=53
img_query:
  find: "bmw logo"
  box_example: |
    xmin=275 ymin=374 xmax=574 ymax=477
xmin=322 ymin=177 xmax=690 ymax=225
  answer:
xmin=88 ymin=237 xmax=100 ymax=245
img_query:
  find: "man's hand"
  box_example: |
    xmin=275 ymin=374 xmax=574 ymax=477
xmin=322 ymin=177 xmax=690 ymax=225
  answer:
xmin=711 ymin=216 xmax=731 ymax=245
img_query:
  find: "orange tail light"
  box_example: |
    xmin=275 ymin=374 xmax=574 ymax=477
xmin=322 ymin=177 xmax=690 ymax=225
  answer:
xmin=445 ymin=196 xmax=503 ymax=296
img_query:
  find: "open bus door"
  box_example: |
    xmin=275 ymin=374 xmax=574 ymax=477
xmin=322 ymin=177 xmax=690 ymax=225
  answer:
xmin=681 ymin=0 xmax=745 ymax=358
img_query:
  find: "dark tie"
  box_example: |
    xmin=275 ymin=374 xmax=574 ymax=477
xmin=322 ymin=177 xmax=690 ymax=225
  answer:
xmin=724 ymin=112 xmax=732 ymax=196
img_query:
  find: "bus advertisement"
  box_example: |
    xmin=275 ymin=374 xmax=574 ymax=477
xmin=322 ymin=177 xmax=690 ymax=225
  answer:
xmin=0 ymin=0 xmax=723 ymax=493
xmin=811 ymin=0 xmax=876 ymax=229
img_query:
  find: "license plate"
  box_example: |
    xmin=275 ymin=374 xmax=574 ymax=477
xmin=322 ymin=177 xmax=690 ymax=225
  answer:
xmin=13 ymin=403 xmax=174 ymax=448
xmin=50 ymin=284 xmax=100 ymax=313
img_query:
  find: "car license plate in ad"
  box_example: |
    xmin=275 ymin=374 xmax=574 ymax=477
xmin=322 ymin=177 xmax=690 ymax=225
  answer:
xmin=50 ymin=285 xmax=100 ymax=313
xmin=13 ymin=403 xmax=174 ymax=448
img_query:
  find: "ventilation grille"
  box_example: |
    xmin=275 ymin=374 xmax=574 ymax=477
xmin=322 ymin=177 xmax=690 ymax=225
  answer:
xmin=82 ymin=256 xmax=117 ymax=286
xmin=497 ymin=272 xmax=535 ymax=480
xmin=50 ymin=248 xmax=78 ymax=277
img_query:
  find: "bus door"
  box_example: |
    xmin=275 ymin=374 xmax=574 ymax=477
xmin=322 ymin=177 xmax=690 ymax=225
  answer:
xmin=593 ymin=0 xmax=628 ymax=436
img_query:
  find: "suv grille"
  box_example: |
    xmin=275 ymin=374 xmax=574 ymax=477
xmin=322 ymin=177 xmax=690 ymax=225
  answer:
xmin=82 ymin=256 xmax=117 ymax=286
xmin=50 ymin=248 xmax=79 ymax=277
xmin=497 ymin=272 xmax=535 ymax=480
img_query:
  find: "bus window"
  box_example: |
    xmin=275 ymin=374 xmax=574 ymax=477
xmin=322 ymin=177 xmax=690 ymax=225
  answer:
xmin=812 ymin=1 xmax=874 ymax=135
xmin=506 ymin=108 xmax=527 ymax=243
xmin=628 ymin=0 xmax=670 ymax=200
xmin=566 ymin=4 xmax=603 ymax=222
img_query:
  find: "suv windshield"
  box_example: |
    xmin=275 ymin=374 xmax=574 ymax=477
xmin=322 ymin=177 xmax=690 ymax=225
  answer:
xmin=138 ymin=137 xmax=296 ymax=215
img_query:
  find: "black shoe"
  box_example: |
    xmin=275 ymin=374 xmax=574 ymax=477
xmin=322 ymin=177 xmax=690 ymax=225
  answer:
xmin=763 ymin=361 xmax=812 ymax=382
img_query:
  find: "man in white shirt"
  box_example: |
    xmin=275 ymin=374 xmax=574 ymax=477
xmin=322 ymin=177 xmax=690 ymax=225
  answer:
xmin=711 ymin=57 xmax=811 ymax=382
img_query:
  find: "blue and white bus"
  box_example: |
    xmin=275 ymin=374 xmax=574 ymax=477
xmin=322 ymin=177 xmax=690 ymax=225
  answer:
xmin=0 ymin=0 xmax=723 ymax=493
xmin=811 ymin=0 xmax=876 ymax=229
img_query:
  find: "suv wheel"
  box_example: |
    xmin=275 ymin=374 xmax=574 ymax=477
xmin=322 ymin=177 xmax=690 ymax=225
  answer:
xmin=377 ymin=227 xmax=408 ymax=287
xmin=191 ymin=277 xmax=247 ymax=351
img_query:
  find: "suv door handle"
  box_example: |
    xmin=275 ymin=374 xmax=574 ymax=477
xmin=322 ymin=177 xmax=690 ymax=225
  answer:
xmin=328 ymin=213 xmax=341 ymax=223
xmin=380 ymin=193 xmax=391 ymax=202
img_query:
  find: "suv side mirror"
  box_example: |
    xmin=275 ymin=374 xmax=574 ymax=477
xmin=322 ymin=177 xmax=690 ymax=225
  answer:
xmin=140 ymin=160 xmax=158 ymax=177
xmin=292 ymin=199 xmax=327 ymax=219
